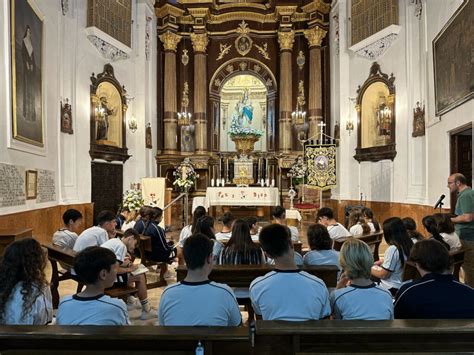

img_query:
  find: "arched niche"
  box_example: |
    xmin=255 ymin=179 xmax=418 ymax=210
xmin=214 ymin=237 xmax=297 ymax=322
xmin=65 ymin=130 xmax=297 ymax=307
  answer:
xmin=354 ymin=62 xmax=396 ymax=163
xmin=209 ymin=58 xmax=277 ymax=153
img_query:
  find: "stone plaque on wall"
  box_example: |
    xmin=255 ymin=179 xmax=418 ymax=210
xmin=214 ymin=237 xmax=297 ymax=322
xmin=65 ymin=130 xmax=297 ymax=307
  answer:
xmin=0 ymin=163 xmax=26 ymax=207
xmin=37 ymin=169 xmax=56 ymax=203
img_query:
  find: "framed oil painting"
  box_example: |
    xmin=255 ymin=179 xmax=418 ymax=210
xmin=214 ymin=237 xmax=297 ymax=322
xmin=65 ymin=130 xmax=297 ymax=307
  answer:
xmin=11 ymin=0 xmax=44 ymax=147
xmin=433 ymin=0 xmax=473 ymax=116
xmin=354 ymin=62 xmax=397 ymax=163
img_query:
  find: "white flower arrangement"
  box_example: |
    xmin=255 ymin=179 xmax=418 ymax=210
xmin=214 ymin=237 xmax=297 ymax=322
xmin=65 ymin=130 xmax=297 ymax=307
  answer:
xmin=228 ymin=116 xmax=264 ymax=138
xmin=122 ymin=189 xmax=144 ymax=211
xmin=287 ymin=156 xmax=307 ymax=185
xmin=173 ymin=158 xmax=199 ymax=191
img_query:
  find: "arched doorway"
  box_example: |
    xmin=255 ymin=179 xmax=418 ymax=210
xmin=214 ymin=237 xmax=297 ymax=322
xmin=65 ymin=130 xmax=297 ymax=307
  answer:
xmin=209 ymin=58 xmax=277 ymax=153
xmin=219 ymin=74 xmax=267 ymax=152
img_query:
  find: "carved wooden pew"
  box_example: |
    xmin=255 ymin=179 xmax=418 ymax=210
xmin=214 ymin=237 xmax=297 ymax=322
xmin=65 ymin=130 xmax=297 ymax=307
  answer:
xmin=253 ymin=319 xmax=474 ymax=354
xmin=177 ymin=264 xmax=339 ymax=288
xmin=333 ymin=230 xmax=384 ymax=261
xmin=44 ymin=244 xmax=137 ymax=308
xmin=0 ymin=325 xmax=251 ymax=355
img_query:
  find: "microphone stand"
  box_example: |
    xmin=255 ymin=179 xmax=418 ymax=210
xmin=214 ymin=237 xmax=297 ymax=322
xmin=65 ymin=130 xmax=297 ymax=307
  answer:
xmin=437 ymin=201 xmax=444 ymax=213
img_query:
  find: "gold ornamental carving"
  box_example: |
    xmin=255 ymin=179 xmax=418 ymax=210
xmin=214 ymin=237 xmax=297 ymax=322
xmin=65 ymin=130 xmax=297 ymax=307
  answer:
xmin=278 ymin=30 xmax=295 ymax=51
xmin=235 ymin=21 xmax=253 ymax=56
xmin=190 ymin=32 xmax=209 ymax=53
xmin=254 ymin=42 xmax=270 ymax=60
xmin=217 ymin=43 xmax=232 ymax=60
xmin=304 ymin=26 xmax=327 ymax=47
xmin=159 ymin=31 xmax=182 ymax=52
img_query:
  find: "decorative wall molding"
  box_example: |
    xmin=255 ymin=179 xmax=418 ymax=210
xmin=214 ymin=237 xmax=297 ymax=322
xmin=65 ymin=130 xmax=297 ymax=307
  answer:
xmin=61 ymin=0 xmax=69 ymax=16
xmin=410 ymin=0 xmax=423 ymax=19
xmin=349 ymin=25 xmax=401 ymax=60
xmin=145 ymin=16 xmax=152 ymax=61
xmin=85 ymin=27 xmax=132 ymax=61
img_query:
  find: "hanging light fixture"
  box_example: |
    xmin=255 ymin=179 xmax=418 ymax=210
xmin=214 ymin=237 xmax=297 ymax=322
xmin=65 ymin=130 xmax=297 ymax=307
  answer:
xmin=178 ymin=33 xmax=192 ymax=127
xmin=292 ymin=34 xmax=306 ymax=127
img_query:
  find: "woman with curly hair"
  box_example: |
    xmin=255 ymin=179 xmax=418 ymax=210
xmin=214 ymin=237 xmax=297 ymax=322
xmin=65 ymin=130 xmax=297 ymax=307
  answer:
xmin=0 ymin=238 xmax=52 ymax=324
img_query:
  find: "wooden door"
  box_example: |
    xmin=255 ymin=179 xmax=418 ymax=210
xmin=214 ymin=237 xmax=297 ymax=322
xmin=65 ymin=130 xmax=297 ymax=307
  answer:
xmin=91 ymin=162 xmax=123 ymax=222
xmin=450 ymin=126 xmax=472 ymax=213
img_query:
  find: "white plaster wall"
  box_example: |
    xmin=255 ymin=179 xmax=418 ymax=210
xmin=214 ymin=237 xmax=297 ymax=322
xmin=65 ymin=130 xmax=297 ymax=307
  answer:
xmin=330 ymin=0 xmax=472 ymax=208
xmin=0 ymin=0 xmax=157 ymax=215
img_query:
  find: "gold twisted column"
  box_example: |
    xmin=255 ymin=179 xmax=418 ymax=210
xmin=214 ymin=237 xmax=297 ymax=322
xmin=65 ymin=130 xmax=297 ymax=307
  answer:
xmin=304 ymin=26 xmax=327 ymax=139
xmin=278 ymin=30 xmax=295 ymax=153
xmin=159 ymin=31 xmax=181 ymax=153
xmin=191 ymin=32 xmax=209 ymax=153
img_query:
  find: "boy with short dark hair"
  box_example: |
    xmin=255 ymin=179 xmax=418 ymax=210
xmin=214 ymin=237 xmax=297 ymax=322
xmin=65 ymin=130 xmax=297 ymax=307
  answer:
xmin=394 ymin=239 xmax=474 ymax=319
xmin=272 ymin=206 xmax=299 ymax=241
xmin=73 ymin=210 xmax=116 ymax=252
xmin=158 ymin=233 xmax=241 ymax=326
xmin=53 ymin=209 xmax=83 ymax=249
xmin=250 ymin=224 xmax=330 ymax=321
xmin=316 ymin=207 xmax=351 ymax=241
xmin=57 ymin=246 xmax=130 ymax=325
xmin=101 ymin=229 xmax=154 ymax=320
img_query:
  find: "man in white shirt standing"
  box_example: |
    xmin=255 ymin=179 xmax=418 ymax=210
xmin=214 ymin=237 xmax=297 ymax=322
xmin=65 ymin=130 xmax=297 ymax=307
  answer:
xmin=73 ymin=210 xmax=116 ymax=252
xmin=317 ymin=207 xmax=351 ymax=241
xmin=158 ymin=233 xmax=241 ymax=326
xmin=250 ymin=224 xmax=331 ymax=321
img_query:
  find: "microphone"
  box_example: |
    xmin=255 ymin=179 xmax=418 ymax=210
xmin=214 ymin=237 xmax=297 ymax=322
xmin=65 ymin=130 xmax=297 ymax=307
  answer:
xmin=434 ymin=194 xmax=445 ymax=209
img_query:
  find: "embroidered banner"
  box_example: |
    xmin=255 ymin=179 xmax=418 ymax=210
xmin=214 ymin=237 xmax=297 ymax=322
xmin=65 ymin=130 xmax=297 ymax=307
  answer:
xmin=305 ymin=143 xmax=337 ymax=190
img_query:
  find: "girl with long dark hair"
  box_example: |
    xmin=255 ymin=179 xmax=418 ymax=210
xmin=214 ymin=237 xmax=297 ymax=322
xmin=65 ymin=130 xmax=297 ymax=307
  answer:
xmin=371 ymin=217 xmax=414 ymax=295
xmin=218 ymin=219 xmax=265 ymax=265
xmin=422 ymin=215 xmax=451 ymax=251
xmin=0 ymin=238 xmax=52 ymax=324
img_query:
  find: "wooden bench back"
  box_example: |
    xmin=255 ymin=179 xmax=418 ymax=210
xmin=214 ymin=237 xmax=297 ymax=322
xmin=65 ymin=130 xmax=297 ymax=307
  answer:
xmin=254 ymin=319 xmax=474 ymax=354
xmin=0 ymin=325 xmax=250 ymax=354
xmin=177 ymin=264 xmax=339 ymax=288
xmin=333 ymin=230 xmax=383 ymax=261
xmin=403 ymin=247 xmax=466 ymax=282
xmin=2 ymin=321 xmax=474 ymax=354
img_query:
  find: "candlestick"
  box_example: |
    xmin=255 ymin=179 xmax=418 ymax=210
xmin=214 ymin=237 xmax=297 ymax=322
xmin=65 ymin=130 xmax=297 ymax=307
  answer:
xmin=226 ymin=158 xmax=229 ymax=182
xmin=219 ymin=157 xmax=222 ymax=180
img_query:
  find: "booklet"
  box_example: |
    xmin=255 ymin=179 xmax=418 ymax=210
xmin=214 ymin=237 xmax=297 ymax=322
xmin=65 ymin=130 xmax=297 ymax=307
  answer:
xmin=131 ymin=264 xmax=149 ymax=276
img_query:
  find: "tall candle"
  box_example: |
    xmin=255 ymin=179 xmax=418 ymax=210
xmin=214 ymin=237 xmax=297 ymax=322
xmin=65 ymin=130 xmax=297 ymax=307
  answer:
xmin=219 ymin=158 xmax=222 ymax=180
xmin=226 ymin=158 xmax=229 ymax=181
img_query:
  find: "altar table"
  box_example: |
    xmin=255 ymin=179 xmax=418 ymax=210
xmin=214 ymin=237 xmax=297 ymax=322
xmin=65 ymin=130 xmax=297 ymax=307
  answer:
xmin=204 ymin=187 xmax=279 ymax=208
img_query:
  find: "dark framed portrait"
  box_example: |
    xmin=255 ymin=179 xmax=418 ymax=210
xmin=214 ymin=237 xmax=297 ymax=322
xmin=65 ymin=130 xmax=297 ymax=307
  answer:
xmin=25 ymin=170 xmax=37 ymax=200
xmin=433 ymin=0 xmax=473 ymax=116
xmin=60 ymin=99 xmax=73 ymax=134
xmin=11 ymin=0 xmax=44 ymax=147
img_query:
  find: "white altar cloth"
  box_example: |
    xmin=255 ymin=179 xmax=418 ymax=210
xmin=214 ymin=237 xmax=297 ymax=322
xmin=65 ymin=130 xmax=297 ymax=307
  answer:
xmin=204 ymin=187 xmax=279 ymax=208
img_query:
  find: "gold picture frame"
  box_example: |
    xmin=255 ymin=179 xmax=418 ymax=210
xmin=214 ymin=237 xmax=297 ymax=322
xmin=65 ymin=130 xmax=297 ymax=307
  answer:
xmin=25 ymin=170 xmax=37 ymax=200
xmin=11 ymin=0 xmax=44 ymax=147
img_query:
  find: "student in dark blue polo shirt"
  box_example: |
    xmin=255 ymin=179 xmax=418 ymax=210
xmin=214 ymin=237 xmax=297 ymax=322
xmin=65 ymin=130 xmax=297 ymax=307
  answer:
xmin=394 ymin=239 xmax=474 ymax=319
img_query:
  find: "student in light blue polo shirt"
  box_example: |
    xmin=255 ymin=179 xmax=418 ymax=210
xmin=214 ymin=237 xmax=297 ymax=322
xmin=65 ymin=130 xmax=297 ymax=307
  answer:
xmin=250 ymin=224 xmax=330 ymax=321
xmin=331 ymin=239 xmax=393 ymax=320
xmin=158 ymin=233 xmax=241 ymax=326
xmin=303 ymin=223 xmax=340 ymax=268
xmin=57 ymin=247 xmax=130 ymax=325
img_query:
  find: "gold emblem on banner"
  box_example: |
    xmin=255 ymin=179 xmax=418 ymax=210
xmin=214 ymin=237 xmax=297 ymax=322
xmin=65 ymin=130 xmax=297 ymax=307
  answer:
xmin=305 ymin=144 xmax=337 ymax=190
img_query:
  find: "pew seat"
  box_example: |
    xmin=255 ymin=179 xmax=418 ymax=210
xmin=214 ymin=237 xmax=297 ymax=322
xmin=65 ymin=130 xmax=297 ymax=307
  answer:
xmin=333 ymin=230 xmax=383 ymax=261
xmin=177 ymin=264 xmax=339 ymax=288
